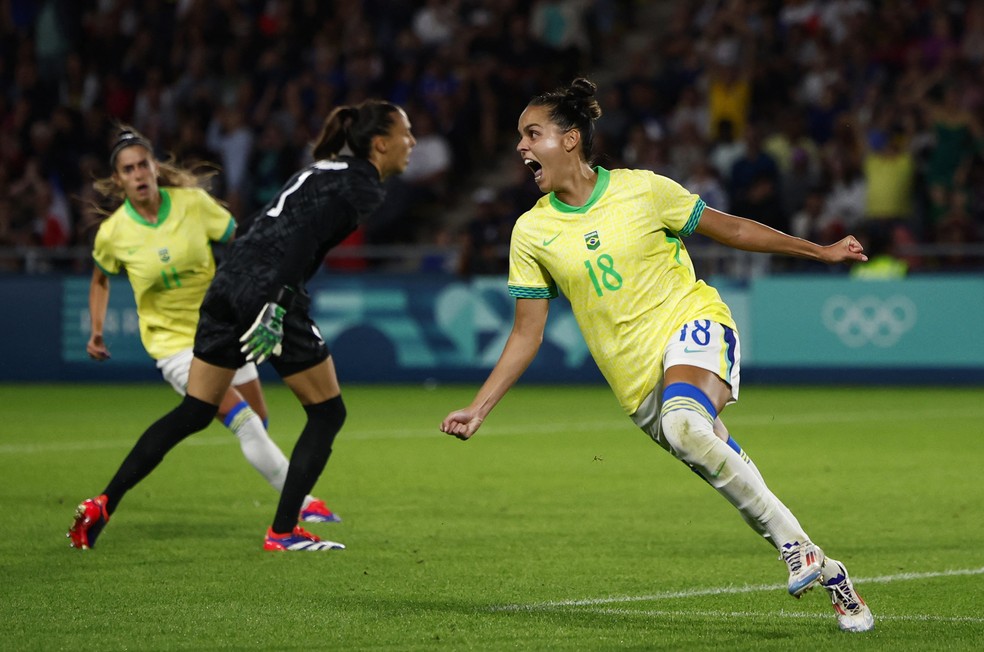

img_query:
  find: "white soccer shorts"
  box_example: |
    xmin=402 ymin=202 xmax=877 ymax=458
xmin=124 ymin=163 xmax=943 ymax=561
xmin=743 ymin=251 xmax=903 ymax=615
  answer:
xmin=156 ymin=347 xmax=259 ymax=396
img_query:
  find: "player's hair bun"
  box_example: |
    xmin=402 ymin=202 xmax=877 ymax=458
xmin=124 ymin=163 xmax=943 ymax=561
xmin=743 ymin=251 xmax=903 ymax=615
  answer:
xmin=568 ymin=78 xmax=597 ymax=99
xmin=565 ymin=78 xmax=602 ymax=121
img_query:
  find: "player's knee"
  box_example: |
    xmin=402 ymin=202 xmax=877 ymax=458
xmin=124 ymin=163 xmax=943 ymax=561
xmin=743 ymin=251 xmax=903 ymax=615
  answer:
xmin=166 ymin=394 xmax=219 ymax=435
xmin=657 ymin=383 xmax=721 ymax=470
xmin=304 ymin=395 xmax=346 ymax=445
xmin=660 ymin=409 xmax=713 ymax=458
xmin=221 ymin=400 xmax=256 ymax=431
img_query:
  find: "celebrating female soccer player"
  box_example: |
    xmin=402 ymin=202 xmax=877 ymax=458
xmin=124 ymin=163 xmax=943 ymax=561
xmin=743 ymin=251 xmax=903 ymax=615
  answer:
xmin=440 ymin=79 xmax=873 ymax=632
xmin=70 ymin=102 xmax=415 ymax=551
xmin=79 ymin=127 xmax=339 ymax=537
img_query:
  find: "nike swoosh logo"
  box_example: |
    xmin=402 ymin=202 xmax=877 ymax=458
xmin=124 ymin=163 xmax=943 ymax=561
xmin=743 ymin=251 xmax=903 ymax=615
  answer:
xmin=710 ymin=460 xmax=726 ymax=478
xmin=683 ymin=347 xmax=703 ymax=353
xmin=542 ymin=233 xmax=561 ymax=246
xmin=127 ymin=247 xmax=140 ymax=255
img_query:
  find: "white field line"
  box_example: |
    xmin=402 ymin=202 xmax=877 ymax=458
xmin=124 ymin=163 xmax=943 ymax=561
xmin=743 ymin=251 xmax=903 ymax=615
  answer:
xmin=2 ymin=407 xmax=982 ymax=455
xmin=492 ymin=566 xmax=984 ymax=615
xmin=582 ymin=607 xmax=984 ymax=625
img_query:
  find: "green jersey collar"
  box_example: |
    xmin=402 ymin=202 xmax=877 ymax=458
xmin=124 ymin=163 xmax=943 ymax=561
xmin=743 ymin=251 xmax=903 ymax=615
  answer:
xmin=124 ymin=188 xmax=171 ymax=227
xmin=548 ymin=167 xmax=610 ymax=213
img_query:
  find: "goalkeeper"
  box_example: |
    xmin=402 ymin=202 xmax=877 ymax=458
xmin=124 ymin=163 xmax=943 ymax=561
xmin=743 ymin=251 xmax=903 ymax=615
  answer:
xmin=69 ymin=100 xmax=416 ymax=552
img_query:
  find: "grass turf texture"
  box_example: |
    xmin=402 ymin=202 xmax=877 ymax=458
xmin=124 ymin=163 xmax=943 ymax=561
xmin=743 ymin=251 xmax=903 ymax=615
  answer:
xmin=1 ymin=383 xmax=983 ymax=651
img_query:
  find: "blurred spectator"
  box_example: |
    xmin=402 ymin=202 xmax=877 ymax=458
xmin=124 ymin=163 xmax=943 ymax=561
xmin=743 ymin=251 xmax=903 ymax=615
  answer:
xmin=0 ymin=193 xmax=34 ymax=249
xmin=859 ymin=123 xmax=916 ymax=241
xmin=401 ymin=108 xmax=451 ymax=203
xmin=419 ymin=226 xmax=462 ymax=275
xmin=685 ymin=159 xmax=729 ymax=214
xmin=132 ymin=67 xmax=176 ymax=143
xmin=779 ymin=148 xmax=818 ymax=219
xmin=790 ymin=185 xmax=841 ymax=246
xmin=708 ymin=118 xmax=745 ymax=181
xmin=1 ymin=0 xmax=983 ymax=276
xmin=246 ymin=120 xmax=300 ymax=217
xmin=729 ymin=124 xmax=784 ymax=232
xmin=413 ymin=0 xmax=458 ymax=49
xmin=707 ymin=62 xmax=752 ymax=141
xmin=460 ymin=187 xmax=512 ymax=277
xmin=8 ymin=157 xmax=71 ymax=251
xmin=934 ymin=190 xmax=982 ymax=270
xmin=851 ymin=224 xmax=909 ymax=279
xmin=206 ymin=106 xmax=253 ymax=217
xmin=668 ymin=85 xmax=710 ymax=141
xmin=59 ymin=52 xmax=99 ymax=112
xmin=907 ymin=68 xmax=984 ymax=226
xmin=821 ymin=154 xmax=866 ymax=237
xmin=669 ymin=122 xmax=706 ymax=182
xmin=529 ymin=0 xmax=592 ymax=80
xmin=362 ymin=105 xmax=455 ymax=248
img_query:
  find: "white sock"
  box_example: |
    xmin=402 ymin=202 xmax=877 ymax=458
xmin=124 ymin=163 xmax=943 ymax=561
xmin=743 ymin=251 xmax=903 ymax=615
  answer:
xmin=224 ymin=402 xmax=289 ymax=491
xmin=224 ymin=402 xmax=318 ymax=510
xmin=726 ymin=436 xmax=805 ymax=549
xmin=659 ymin=404 xmax=808 ymax=547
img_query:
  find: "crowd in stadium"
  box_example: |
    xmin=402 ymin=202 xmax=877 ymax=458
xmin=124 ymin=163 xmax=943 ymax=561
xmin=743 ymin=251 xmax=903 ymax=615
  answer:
xmin=1 ymin=0 xmax=983 ymax=274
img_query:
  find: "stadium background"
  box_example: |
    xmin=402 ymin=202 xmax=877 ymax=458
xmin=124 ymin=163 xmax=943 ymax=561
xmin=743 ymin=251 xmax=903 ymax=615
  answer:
xmin=2 ymin=4 xmax=984 ymax=650
xmin=1 ymin=0 xmax=983 ymax=382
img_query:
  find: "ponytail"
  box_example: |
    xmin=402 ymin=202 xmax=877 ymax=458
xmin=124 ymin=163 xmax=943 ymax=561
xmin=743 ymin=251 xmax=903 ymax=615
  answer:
xmin=312 ymin=100 xmax=401 ymax=160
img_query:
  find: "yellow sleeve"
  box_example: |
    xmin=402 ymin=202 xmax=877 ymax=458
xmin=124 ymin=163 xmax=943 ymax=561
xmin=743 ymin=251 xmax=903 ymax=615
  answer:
xmin=647 ymin=172 xmax=706 ymax=236
xmin=91 ymin=217 xmax=121 ymax=275
xmin=507 ymin=215 xmax=558 ymax=299
xmin=193 ymin=188 xmax=236 ymax=243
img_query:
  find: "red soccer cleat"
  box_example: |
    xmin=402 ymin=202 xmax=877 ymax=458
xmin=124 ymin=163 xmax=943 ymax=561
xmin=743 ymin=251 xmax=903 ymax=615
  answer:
xmin=67 ymin=494 xmax=110 ymax=550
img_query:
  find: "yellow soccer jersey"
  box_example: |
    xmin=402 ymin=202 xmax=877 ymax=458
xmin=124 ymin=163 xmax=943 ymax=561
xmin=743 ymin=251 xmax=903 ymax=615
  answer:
xmin=92 ymin=187 xmax=235 ymax=360
xmin=508 ymin=167 xmax=735 ymax=414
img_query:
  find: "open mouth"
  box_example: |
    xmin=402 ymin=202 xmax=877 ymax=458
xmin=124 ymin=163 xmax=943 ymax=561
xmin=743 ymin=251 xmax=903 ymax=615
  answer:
xmin=524 ymin=158 xmax=543 ymax=182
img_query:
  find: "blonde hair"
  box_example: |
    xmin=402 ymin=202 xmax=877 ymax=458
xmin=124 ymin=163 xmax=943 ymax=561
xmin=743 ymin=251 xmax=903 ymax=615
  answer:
xmin=92 ymin=124 xmax=220 ymax=210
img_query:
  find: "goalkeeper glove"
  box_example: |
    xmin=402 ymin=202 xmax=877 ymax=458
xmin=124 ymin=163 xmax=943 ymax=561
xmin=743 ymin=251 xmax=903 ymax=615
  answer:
xmin=239 ymin=302 xmax=286 ymax=364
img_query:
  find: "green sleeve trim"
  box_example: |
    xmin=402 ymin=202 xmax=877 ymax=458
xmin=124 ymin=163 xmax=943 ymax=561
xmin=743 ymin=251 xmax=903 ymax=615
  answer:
xmin=218 ymin=217 xmax=236 ymax=243
xmin=93 ymin=258 xmax=116 ymax=276
xmin=680 ymin=198 xmax=706 ymax=237
xmin=508 ymin=284 xmax=558 ymax=299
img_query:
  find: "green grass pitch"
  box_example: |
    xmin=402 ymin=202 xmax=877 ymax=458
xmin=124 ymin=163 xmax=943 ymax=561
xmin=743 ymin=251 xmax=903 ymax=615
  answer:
xmin=1 ymin=382 xmax=983 ymax=650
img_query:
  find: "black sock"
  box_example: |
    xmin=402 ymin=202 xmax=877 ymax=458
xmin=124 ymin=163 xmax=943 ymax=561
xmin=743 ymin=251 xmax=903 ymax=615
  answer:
xmin=102 ymin=395 xmax=218 ymax=513
xmin=271 ymin=396 xmax=346 ymax=534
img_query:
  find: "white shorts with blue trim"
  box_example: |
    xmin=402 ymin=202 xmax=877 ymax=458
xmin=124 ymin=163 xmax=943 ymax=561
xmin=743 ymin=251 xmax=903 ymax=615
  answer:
xmin=631 ymin=319 xmax=741 ymax=438
xmin=156 ymin=347 xmax=259 ymax=396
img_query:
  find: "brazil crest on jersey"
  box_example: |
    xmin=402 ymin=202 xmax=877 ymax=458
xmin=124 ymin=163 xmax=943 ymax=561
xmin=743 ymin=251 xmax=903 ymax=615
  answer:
xmin=507 ymin=167 xmax=735 ymax=414
xmin=92 ymin=187 xmax=235 ymax=359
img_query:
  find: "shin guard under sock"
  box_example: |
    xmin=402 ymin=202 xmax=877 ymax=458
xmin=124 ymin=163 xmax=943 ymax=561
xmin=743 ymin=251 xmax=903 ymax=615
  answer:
xmin=658 ymin=383 xmax=808 ymax=547
xmin=223 ymin=400 xmax=290 ymax=491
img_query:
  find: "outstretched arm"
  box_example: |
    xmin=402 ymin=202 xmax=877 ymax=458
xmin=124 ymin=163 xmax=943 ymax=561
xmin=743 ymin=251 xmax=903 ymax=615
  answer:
xmin=87 ymin=267 xmax=112 ymax=360
xmin=695 ymin=206 xmax=868 ymax=264
xmin=440 ymin=298 xmax=549 ymax=440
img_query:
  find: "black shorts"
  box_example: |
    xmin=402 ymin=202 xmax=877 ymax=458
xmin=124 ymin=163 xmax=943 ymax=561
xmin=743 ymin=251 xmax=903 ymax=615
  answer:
xmin=195 ymin=278 xmax=330 ymax=378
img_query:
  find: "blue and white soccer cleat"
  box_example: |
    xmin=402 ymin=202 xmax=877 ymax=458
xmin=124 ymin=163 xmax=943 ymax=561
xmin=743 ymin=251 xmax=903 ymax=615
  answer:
xmin=300 ymin=499 xmax=342 ymax=523
xmin=263 ymin=526 xmax=345 ymax=551
xmin=67 ymin=494 xmax=109 ymax=550
xmin=780 ymin=540 xmax=824 ymax=597
xmin=821 ymin=558 xmax=874 ymax=632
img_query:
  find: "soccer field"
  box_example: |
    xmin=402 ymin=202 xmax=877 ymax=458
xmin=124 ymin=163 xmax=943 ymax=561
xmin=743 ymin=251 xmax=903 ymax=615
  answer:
xmin=2 ymin=383 xmax=983 ymax=650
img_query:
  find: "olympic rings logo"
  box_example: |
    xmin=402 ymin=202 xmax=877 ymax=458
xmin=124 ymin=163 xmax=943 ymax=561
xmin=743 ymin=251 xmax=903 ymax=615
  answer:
xmin=821 ymin=295 xmax=917 ymax=348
